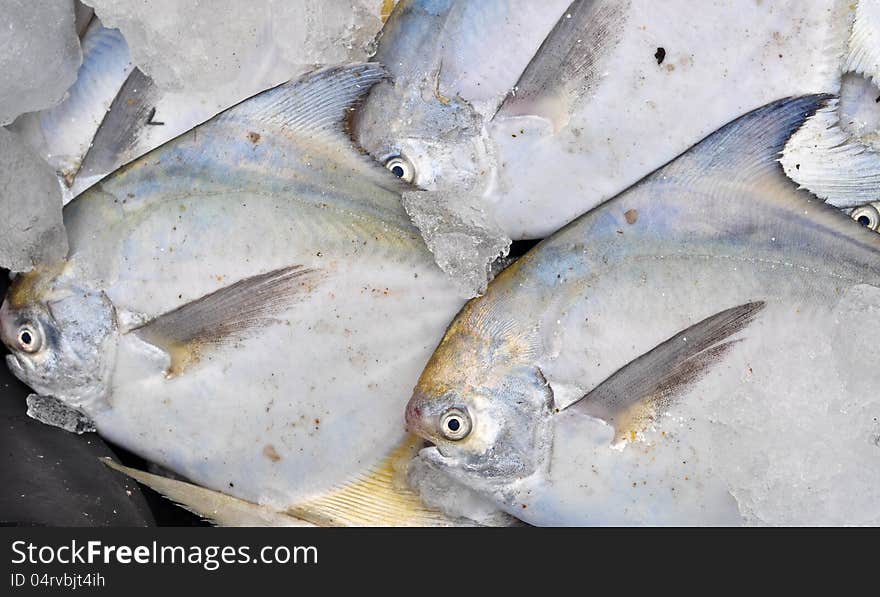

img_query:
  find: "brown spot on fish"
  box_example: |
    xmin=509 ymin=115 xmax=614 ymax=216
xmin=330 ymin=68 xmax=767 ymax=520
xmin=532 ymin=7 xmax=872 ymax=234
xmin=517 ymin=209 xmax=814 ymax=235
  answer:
xmin=624 ymin=209 xmax=638 ymax=224
xmin=247 ymin=131 xmax=261 ymax=144
xmin=263 ymin=444 xmax=282 ymax=462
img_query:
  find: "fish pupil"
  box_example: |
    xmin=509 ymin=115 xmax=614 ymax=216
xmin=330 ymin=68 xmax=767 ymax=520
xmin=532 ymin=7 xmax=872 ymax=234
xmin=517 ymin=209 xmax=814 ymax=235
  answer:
xmin=391 ymin=165 xmax=405 ymax=178
xmin=20 ymin=331 xmax=32 ymax=345
xmin=447 ymin=418 xmax=460 ymax=432
xmin=857 ymin=215 xmax=871 ymax=227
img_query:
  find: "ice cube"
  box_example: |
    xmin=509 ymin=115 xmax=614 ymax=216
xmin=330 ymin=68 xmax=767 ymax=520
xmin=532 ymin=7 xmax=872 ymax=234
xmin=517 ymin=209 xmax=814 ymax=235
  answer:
xmin=0 ymin=0 xmax=82 ymax=125
xmin=26 ymin=394 xmax=96 ymax=434
xmin=704 ymin=286 xmax=880 ymax=525
xmin=88 ymin=0 xmax=387 ymax=94
xmin=407 ymin=451 xmax=520 ymax=527
xmin=0 ymin=128 xmax=68 ymax=271
xmin=402 ymin=190 xmax=511 ymax=298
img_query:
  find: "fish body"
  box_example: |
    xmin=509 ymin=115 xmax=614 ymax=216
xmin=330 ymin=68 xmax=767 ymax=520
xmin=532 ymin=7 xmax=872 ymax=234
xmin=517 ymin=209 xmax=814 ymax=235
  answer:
xmin=406 ymin=96 xmax=880 ymax=526
xmin=0 ymin=64 xmax=510 ymax=526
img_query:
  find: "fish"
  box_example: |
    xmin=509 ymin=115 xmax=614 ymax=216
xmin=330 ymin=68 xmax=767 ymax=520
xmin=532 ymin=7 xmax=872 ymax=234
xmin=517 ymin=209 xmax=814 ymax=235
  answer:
xmin=352 ymin=0 xmax=577 ymax=292
xmin=358 ymin=0 xmax=857 ymax=241
xmin=0 ymin=63 xmax=511 ymax=526
xmin=354 ymin=0 xmax=573 ymax=193
xmin=405 ymin=95 xmax=880 ymax=525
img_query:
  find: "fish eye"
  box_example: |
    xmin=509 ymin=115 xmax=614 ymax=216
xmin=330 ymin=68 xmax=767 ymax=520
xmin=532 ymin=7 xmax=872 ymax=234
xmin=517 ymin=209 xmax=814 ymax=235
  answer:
xmin=851 ymin=204 xmax=880 ymax=231
xmin=439 ymin=407 xmax=471 ymax=441
xmin=384 ymin=155 xmax=415 ymax=182
xmin=17 ymin=324 xmax=42 ymax=353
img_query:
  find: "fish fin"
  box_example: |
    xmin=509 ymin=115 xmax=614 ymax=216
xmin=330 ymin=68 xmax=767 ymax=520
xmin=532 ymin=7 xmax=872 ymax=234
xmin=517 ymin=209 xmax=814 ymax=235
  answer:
xmin=100 ymin=459 xmax=310 ymax=527
xmin=846 ymin=1 xmax=880 ymax=84
xmin=569 ymin=302 xmax=765 ymax=442
xmin=131 ymin=265 xmax=320 ymax=378
xmin=100 ymin=63 xmax=409 ymax=202
xmin=102 ymin=438 xmax=480 ymax=527
xmin=781 ymin=96 xmax=880 ymax=209
xmin=286 ymin=435 xmax=471 ymax=527
xmin=657 ymin=95 xmax=834 ymax=195
xmin=75 ymin=68 xmax=161 ymax=195
xmin=217 ymin=62 xmax=387 ymax=147
xmin=496 ymin=0 xmax=630 ymax=126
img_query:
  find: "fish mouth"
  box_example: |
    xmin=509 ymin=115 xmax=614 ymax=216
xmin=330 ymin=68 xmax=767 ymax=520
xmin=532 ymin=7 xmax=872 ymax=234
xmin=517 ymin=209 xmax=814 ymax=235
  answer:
xmin=418 ymin=444 xmax=454 ymax=468
xmin=5 ymin=353 xmax=27 ymax=379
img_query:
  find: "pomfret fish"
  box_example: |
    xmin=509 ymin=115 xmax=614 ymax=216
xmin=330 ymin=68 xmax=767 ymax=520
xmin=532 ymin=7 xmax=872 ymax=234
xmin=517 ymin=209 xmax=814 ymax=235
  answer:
xmin=359 ymin=0 xmax=858 ymax=240
xmin=406 ymin=95 xmax=880 ymax=525
xmin=0 ymin=64 xmax=508 ymax=526
xmin=354 ymin=0 xmax=573 ymax=193
xmin=353 ymin=0 xmax=576 ymax=293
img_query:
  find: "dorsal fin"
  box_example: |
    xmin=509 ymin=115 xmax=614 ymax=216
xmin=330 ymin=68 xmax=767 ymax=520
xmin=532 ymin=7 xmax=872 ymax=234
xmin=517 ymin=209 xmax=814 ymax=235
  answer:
xmin=781 ymin=95 xmax=880 ymax=209
xmin=657 ymin=95 xmax=833 ymax=190
xmin=216 ymin=63 xmax=388 ymax=145
xmin=96 ymin=63 xmax=409 ymax=208
xmin=845 ymin=0 xmax=880 ymax=83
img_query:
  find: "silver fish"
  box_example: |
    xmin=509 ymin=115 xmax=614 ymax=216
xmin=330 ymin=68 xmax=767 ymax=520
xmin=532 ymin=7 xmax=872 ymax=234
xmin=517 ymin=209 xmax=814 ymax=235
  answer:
xmin=355 ymin=0 xmax=572 ymax=193
xmin=0 ymin=64 xmax=510 ymax=526
xmin=406 ymin=95 xmax=880 ymax=525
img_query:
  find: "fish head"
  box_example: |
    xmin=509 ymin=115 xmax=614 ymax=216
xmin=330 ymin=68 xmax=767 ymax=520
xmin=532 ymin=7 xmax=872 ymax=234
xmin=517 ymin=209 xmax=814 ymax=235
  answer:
xmin=1 ymin=265 xmax=117 ymax=410
xmin=354 ymin=78 xmax=494 ymax=194
xmin=405 ymin=307 xmax=553 ymax=486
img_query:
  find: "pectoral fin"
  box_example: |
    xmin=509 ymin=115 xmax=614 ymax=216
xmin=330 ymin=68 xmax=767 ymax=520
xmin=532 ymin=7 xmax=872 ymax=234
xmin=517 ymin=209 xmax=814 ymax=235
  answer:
xmin=496 ymin=0 xmax=630 ymax=126
xmin=566 ymin=301 xmax=765 ymax=443
xmin=131 ymin=265 xmax=320 ymax=377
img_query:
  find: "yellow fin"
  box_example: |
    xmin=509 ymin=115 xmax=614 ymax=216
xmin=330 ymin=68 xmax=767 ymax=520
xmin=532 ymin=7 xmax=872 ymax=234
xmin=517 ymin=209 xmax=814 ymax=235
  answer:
xmin=102 ymin=437 xmax=479 ymax=527
xmin=287 ymin=435 xmax=465 ymax=527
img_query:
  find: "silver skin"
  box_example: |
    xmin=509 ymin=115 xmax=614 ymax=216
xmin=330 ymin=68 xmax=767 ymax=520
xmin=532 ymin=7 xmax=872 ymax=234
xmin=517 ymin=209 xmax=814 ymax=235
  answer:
xmin=407 ymin=96 xmax=880 ymax=525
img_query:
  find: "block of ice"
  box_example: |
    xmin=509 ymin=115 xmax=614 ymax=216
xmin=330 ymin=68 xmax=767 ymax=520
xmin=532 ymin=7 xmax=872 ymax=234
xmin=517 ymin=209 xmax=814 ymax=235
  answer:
xmin=0 ymin=128 xmax=68 ymax=271
xmin=704 ymin=284 xmax=880 ymax=525
xmin=402 ymin=190 xmax=511 ymax=298
xmin=0 ymin=0 xmax=82 ymax=125
xmin=407 ymin=452 xmax=520 ymax=527
xmin=10 ymin=16 xmax=135 ymax=204
xmin=26 ymin=394 xmax=96 ymax=435
xmin=88 ymin=0 xmax=387 ymax=93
